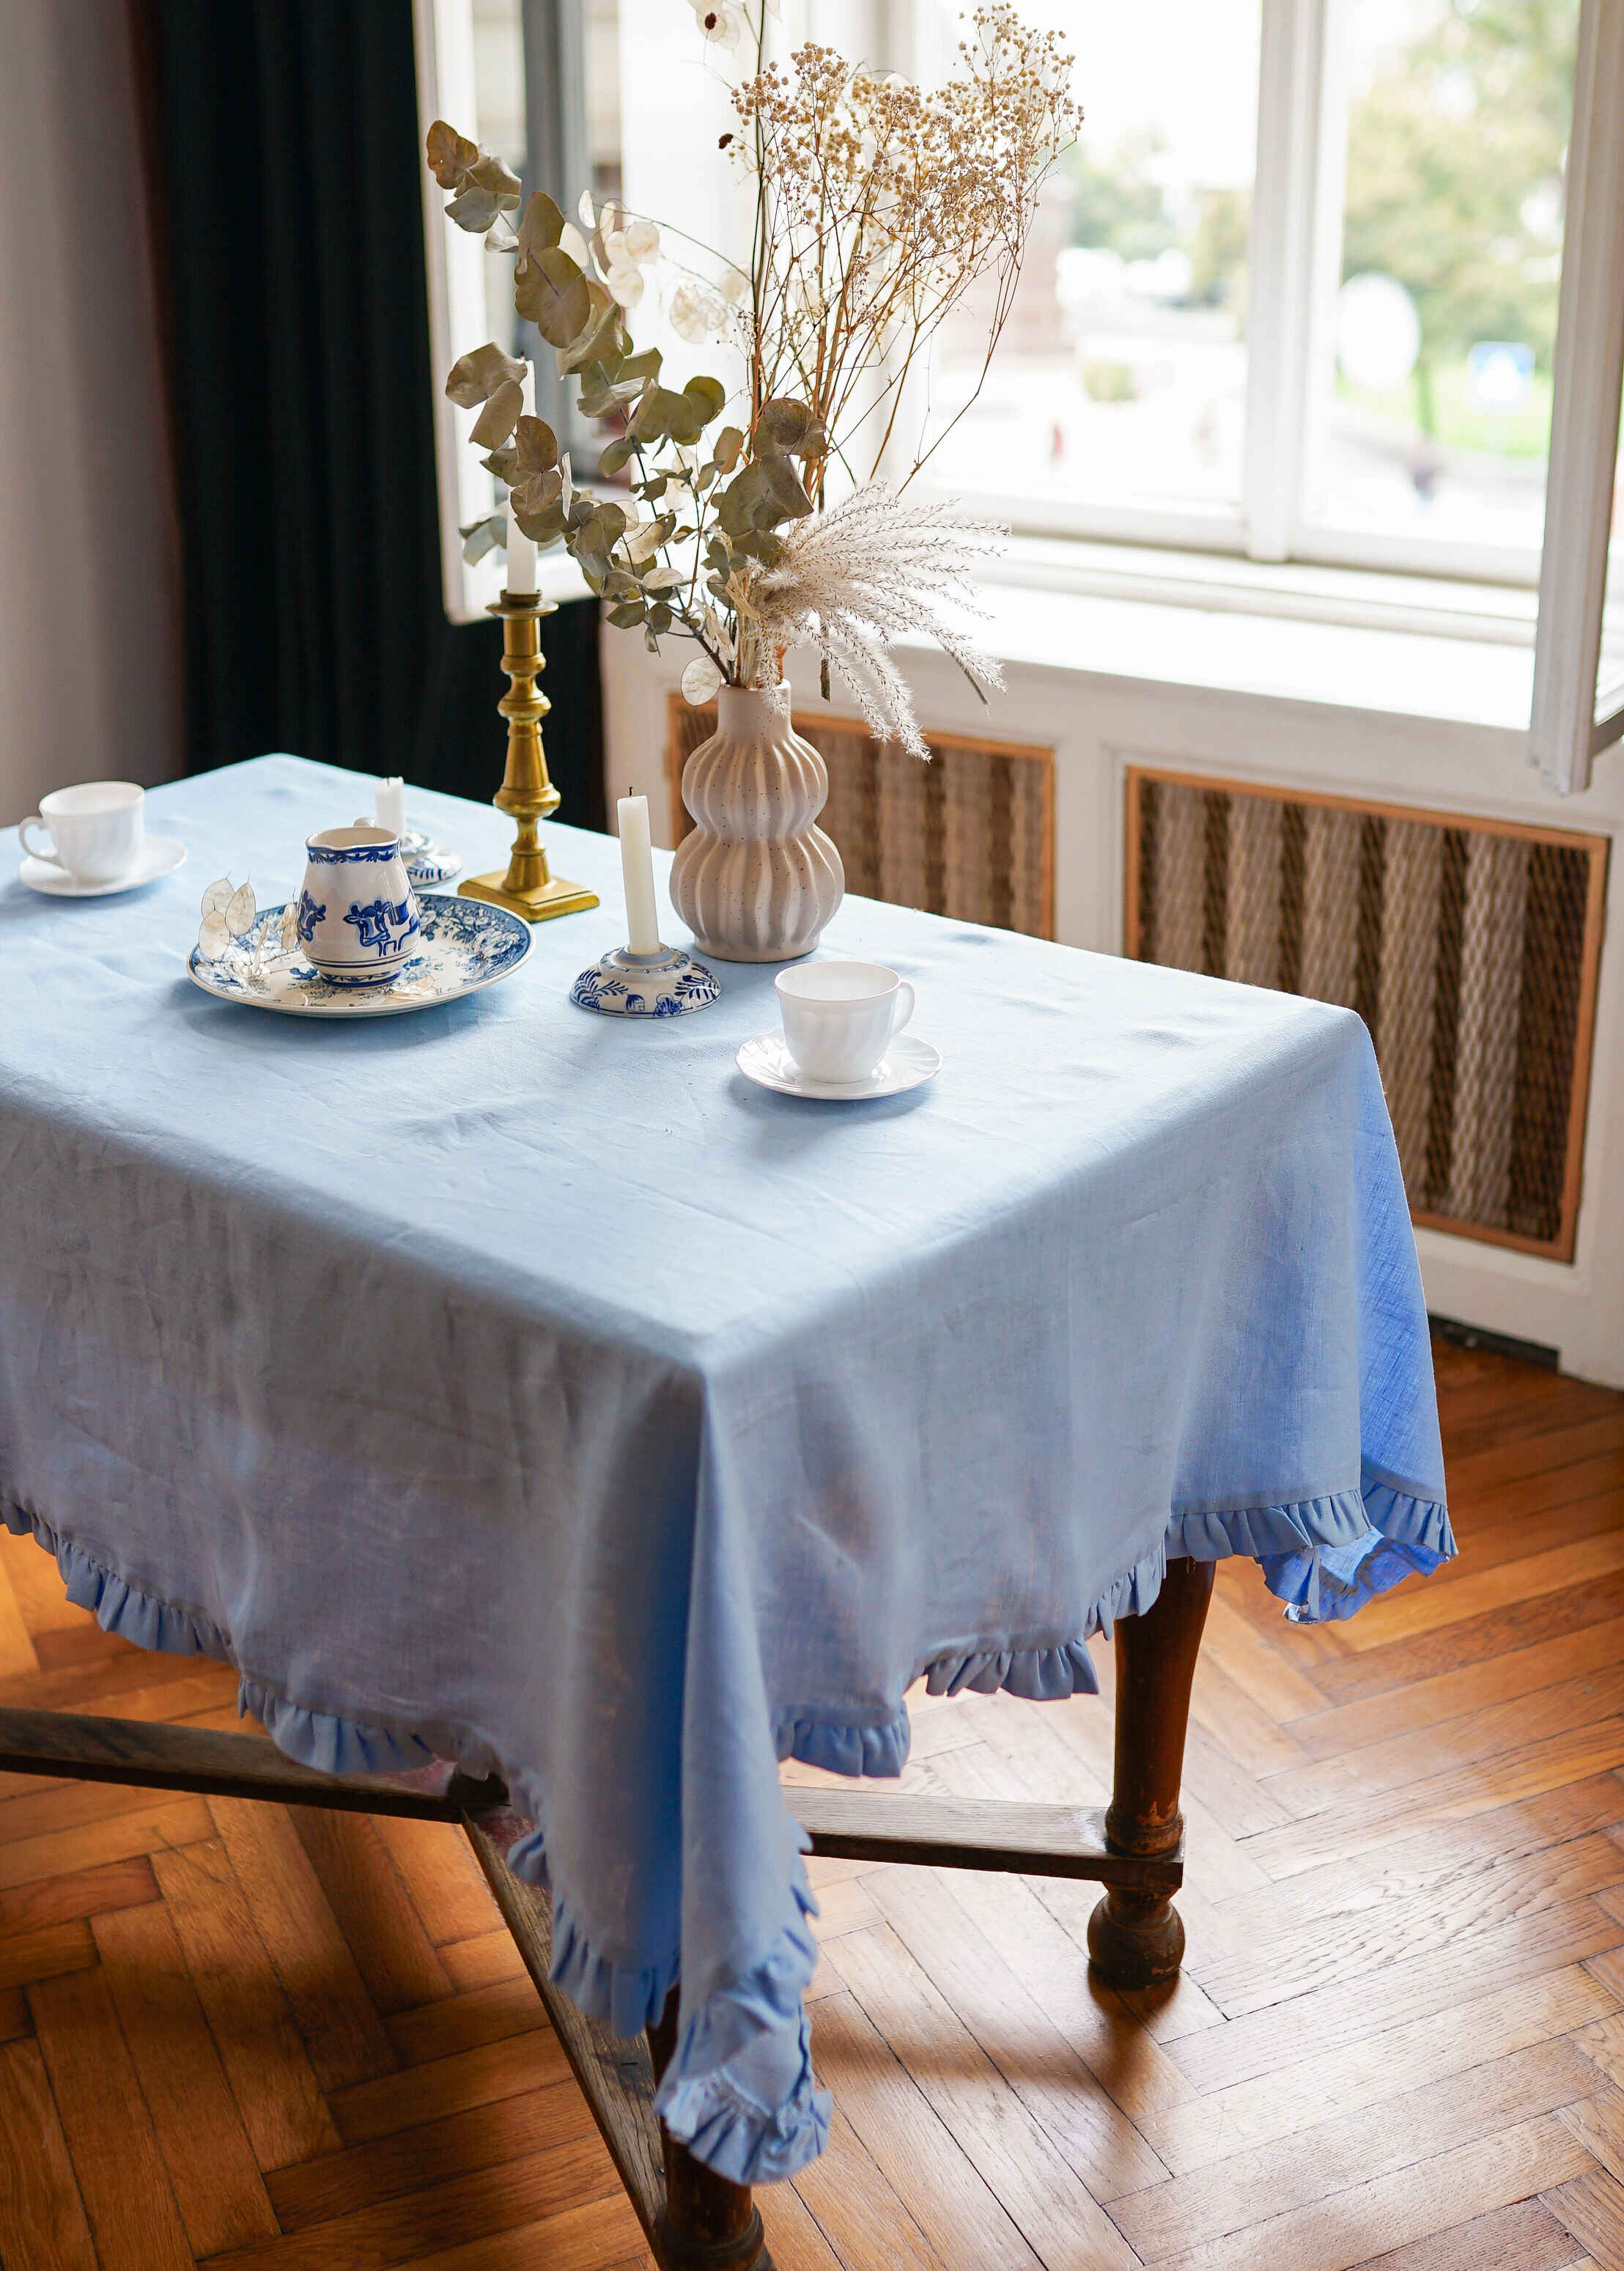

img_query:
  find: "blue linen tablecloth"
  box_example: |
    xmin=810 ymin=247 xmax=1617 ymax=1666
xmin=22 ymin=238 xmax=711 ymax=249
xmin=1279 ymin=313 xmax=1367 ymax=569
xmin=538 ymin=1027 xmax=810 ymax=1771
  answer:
xmin=0 ymin=754 xmax=1451 ymax=2180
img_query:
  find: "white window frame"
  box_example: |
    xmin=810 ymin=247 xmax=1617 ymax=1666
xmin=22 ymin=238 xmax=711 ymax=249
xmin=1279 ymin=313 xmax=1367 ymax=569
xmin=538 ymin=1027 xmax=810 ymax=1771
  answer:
xmin=1528 ymin=0 xmax=1624 ymax=794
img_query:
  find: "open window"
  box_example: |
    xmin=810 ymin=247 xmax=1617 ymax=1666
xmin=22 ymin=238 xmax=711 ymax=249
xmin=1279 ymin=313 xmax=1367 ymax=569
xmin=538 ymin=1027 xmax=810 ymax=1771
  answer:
xmin=413 ymin=0 xmax=1624 ymax=803
xmin=1527 ymin=0 xmax=1624 ymax=793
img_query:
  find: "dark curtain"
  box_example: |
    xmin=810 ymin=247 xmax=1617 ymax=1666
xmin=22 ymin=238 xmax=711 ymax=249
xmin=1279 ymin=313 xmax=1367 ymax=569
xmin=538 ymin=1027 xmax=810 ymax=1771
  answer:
xmin=133 ymin=0 xmax=605 ymax=830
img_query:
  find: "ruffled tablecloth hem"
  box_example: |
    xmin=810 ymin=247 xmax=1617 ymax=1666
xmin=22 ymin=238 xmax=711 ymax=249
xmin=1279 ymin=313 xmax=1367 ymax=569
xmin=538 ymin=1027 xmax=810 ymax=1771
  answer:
xmin=1 ymin=1465 xmax=1450 ymax=2188
xmin=774 ymin=1469 xmax=1454 ymax=1780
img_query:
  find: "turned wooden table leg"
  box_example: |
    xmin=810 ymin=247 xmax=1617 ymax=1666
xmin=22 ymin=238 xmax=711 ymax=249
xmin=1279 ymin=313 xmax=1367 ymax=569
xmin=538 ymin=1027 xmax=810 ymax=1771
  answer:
xmin=646 ymin=1990 xmax=771 ymax=2271
xmin=1088 ymin=1553 xmax=1215 ymax=1990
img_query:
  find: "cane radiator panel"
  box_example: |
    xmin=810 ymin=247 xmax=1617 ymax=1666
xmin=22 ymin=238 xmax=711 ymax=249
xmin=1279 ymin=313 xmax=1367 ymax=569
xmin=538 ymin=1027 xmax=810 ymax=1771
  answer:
xmin=1126 ymin=768 xmax=1609 ymax=1260
xmin=666 ymin=697 xmax=1055 ymax=938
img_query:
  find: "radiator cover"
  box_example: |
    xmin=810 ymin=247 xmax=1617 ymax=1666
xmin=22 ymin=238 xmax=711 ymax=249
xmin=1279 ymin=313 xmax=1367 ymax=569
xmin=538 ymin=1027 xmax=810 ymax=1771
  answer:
xmin=666 ymin=696 xmax=1055 ymax=940
xmin=1126 ymin=768 xmax=1609 ymax=1261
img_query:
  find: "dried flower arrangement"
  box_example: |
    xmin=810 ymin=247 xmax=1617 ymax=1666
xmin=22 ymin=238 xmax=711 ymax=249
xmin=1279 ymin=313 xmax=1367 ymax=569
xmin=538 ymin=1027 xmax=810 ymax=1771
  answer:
xmin=429 ymin=3 xmax=1077 ymax=756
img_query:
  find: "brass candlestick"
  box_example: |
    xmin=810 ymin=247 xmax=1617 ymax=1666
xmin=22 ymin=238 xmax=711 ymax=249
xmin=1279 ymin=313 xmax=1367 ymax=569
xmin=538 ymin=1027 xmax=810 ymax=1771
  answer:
xmin=459 ymin=592 xmax=599 ymax=924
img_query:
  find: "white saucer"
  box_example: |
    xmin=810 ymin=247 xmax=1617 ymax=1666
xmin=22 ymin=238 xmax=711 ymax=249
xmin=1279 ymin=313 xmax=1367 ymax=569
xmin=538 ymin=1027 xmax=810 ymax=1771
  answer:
xmin=21 ymin=836 xmax=187 ymax=898
xmin=737 ymin=1030 xmax=941 ymax=1100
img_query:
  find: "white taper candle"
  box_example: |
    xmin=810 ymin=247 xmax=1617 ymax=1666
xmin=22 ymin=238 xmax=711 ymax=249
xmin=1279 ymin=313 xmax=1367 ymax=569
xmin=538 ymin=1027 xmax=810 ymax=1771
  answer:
xmin=506 ymin=362 xmax=539 ymax=596
xmin=618 ymin=793 xmax=662 ymax=956
xmin=374 ymin=776 xmax=406 ymax=836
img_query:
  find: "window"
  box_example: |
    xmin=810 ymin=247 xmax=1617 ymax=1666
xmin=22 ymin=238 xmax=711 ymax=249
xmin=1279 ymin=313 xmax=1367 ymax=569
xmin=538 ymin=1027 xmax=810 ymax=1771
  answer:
xmin=457 ymin=0 xmax=1592 ymax=583
xmin=421 ymin=0 xmax=1624 ymax=784
xmin=915 ymin=0 xmax=1262 ymax=540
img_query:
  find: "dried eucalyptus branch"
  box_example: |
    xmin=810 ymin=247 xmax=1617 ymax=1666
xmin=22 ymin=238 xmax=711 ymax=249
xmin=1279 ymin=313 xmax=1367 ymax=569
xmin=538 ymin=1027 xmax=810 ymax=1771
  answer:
xmin=423 ymin=2 xmax=1077 ymax=748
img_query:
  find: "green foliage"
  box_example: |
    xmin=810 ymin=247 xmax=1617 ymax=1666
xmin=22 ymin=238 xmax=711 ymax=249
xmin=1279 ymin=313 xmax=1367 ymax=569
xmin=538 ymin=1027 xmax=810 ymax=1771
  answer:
xmin=1188 ymin=187 xmax=1250 ymax=314
xmin=1066 ymin=130 xmax=1177 ymax=262
xmin=1341 ymin=0 xmax=1579 ymax=414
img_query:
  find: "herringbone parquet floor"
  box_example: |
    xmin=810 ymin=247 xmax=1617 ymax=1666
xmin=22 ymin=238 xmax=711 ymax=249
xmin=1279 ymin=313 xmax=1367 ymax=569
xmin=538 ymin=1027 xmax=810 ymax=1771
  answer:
xmin=1 ymin=1336 xmax=1622 ymax=2270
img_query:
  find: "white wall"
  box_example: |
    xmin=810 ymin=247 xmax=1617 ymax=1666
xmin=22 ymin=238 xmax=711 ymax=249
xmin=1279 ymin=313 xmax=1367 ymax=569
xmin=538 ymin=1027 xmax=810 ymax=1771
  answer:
xmin=603 ymin=605 xmax=1624 ymax=1388
xmin=0 ymin=0 xmax=182 ymax=828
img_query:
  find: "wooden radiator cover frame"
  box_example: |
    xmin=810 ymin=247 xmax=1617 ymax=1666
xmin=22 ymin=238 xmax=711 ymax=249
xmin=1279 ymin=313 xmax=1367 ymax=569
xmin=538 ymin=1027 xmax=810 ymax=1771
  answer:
xmin=1125 ymin=766 xmax=1610 ymax=1264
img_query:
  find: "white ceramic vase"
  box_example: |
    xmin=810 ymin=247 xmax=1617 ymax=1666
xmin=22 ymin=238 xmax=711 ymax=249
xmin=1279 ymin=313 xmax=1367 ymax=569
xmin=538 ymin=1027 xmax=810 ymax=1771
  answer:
xmin=669 ymin=682 xmax=844 ymax=962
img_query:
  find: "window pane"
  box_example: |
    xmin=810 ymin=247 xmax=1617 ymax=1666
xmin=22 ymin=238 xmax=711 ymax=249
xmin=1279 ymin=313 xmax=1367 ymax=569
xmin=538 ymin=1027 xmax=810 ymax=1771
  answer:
xmin=1308 ymin=0 xmax=1579 ymax=556
xmin=917 ymin=0 xmax=1260 ymax=525
xmin=472 ymin=0 xmax=624 ymax=353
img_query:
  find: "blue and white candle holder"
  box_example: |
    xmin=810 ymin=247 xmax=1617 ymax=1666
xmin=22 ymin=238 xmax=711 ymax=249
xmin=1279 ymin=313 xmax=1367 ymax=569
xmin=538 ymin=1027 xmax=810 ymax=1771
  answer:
xmin=400 ymin=826 xmax=462 ymax=890
xmin=570 ymin=944 xmax=720 ymax=1017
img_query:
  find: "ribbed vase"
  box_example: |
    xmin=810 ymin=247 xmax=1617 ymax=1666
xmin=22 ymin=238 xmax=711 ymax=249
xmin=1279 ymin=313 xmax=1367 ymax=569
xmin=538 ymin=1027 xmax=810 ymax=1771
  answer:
xmin=669 ymin=682 xmax=844 ymax=962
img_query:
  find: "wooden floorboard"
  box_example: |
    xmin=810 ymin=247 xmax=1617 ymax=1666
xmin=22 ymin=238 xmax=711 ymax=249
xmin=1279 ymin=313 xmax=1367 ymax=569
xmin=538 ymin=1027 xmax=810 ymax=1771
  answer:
xmin=0 ymin=1336 xmax=1618 ymax=2267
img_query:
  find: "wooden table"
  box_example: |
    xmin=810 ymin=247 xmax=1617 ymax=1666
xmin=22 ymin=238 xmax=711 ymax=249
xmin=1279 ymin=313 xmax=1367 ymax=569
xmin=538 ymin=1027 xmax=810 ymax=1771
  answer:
xmin=0 ymin=1559 xmax=1212 ymax=2271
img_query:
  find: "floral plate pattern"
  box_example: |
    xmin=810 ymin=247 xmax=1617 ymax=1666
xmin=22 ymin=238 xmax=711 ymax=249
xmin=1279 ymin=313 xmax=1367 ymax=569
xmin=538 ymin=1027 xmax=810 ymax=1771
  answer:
xmin=187 ymin=897 xmax=532 ymax=1017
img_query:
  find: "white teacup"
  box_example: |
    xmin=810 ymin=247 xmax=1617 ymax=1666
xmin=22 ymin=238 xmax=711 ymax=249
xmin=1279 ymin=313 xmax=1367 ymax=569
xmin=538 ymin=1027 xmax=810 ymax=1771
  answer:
xmin=19 ymin=781 xmax=144 ymax=885
xmin=295 ymin=825 xmax=421 ymax=986
xmin=776 ymin=960 xmax=915 ymax=1083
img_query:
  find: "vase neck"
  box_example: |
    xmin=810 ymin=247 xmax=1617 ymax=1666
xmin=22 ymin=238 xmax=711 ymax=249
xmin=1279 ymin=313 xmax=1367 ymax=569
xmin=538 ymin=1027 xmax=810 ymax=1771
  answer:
xmin=717 ymin=681 xmax=791 ymax=732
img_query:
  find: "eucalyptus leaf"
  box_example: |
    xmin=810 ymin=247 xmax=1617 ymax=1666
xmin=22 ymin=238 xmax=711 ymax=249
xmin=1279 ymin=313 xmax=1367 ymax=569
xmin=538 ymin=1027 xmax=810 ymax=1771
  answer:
xmin=682 ymin=375 xmax=726 ymax=422
xmin=632 ymin=385 xmax=703 ymax=448
xmin=711 ymin=425 xmax=745 ymax=471
xmin=643 ymin=627 xmax=661 ymax=654
xmin=608 ymin=602 xmax=645 ymax=628
xmin=445 ymin=342 xmax=526 ymax=408
xmin=619 ymin=347 xmax=663 ymax=385
xmin=514 ymin=245 xmax=591 ymax=348
xmin=577 ymin=376 xmax=642 ymax=419
xmin=446 ymin=184 xmax=510 ymax=233
xmin=516 ymin=189 xmax=565 ymax=265
xmin=511 ymin=498 xmax=566 ymax=545
xmin=663 ymin=395 xmax=704 ymax=447
xmin=469 ymin=378 xmax=523 ymax=449
xmin=459 ymin=512 xmax=507 ymax=564
xmin=599 ymin=435 xmax=635 ymax=476
xmin=486 ymin=218 xmax=518 ymax=254
xmin=757 ymin=397 xmax=813 ymax=450
xmin=716 ymin=464 xmax=768 ymax=536
xmin=512 ymin=413 xmax=559 ymax=476
xmin=646 ymin=602 xmax=673 ymax=633
xmin=761 ymin=453 xmax=813 ymax=519
xmin=466 ymin=152 xmax=521 ymax=204
xmin=514 ymin=465 xmax=564 ymax=516
xmin=558 ymin=290 xmax=627 ymax=376
xmin=426 ymin=119 xmax=477 ymax=189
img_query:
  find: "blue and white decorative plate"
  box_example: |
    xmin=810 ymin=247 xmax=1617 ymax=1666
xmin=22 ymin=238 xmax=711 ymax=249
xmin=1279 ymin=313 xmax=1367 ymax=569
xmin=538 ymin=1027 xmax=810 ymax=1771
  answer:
xmin=187 ymin=897 xmax=532 ymax=1017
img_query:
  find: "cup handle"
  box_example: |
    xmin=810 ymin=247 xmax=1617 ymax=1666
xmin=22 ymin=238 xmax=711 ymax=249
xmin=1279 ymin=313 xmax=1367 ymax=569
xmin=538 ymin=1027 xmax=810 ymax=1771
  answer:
xmin=18 ymin=817 xmax=65 ymax=871
xmin=891 ymin=979 xmax=915 ymax=1039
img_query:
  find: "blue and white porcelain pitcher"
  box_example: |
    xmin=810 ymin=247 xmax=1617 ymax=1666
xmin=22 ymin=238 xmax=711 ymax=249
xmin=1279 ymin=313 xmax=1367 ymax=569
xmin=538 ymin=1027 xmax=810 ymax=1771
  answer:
xmin=295 ymin=825 xmax=421 ymax=986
